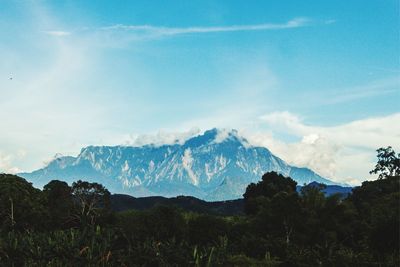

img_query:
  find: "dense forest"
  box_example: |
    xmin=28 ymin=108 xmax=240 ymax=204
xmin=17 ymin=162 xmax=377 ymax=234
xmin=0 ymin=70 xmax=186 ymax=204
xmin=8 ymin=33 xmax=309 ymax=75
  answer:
xmin=0 ymin=147 xmax=399 ymax=266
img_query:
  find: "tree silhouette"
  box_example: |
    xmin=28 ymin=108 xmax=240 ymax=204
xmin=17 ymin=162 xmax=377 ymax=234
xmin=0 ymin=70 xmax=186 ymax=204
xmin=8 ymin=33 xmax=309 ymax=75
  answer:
xmin=43 ymin=180 xmax=73 ymax=229
xmin=243 ymin=171 xmax=297 ymax=215
xmin=0 ymin=174 xmax=45 ymax=231
xmin=370 ymin=146 xmax=400 ymax=179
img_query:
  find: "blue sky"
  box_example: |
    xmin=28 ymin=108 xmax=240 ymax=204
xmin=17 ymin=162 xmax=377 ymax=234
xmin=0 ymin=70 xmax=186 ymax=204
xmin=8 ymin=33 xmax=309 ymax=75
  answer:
xmin=0 ymin=0 xmax=399 ymax=184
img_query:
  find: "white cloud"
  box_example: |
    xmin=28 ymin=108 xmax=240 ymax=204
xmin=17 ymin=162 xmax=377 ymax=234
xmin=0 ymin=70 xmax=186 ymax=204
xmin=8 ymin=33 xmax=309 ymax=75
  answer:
xmin=130 ymin=128 xmax=201 ymax=147
xmin=0 ymin=152 xmax=22 ymax=174
xmin=260 ymin=112 xmax=400 ymax=150
xmin=247 ymin=131 xmax=340 ymax=180
xmin=249 ymin=112 xmax=400 ymax=185
xmin=214 ymin=129 xmax=231 ymax=143
xmin=213 ymin=129 xmax=251 ymax=147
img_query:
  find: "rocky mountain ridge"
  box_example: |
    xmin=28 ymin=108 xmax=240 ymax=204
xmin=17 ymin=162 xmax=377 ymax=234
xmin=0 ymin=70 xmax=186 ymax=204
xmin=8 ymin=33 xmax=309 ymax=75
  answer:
xmin=20 ymin=128 xmax=338 ymax=200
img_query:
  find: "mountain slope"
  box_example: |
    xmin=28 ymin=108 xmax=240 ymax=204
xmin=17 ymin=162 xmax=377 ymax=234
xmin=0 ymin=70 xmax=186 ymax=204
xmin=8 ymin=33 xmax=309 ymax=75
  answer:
xmin=20 ymin=128 xmax=340 ymax=200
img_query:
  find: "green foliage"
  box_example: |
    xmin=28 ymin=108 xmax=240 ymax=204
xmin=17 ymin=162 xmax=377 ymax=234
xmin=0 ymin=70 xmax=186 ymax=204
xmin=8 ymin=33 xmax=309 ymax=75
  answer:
xmin=227 ymin=254 xmax=280 ymax=267
xmin=0 ymin=147 xmax=399 ymax=266
xmin=71 ymin=180 xmax=112 ymax=227
xmin=43 ymin=180 xmax=74 ymax=229
xmin=350 ymin=176 xmax=400 ymax=257
xmin=300 ymin=183 xmax=326 ymax=211
xmin=187 ymin=214 xmax=228 ymax=246
xmin=192 ymin=240 xmax=229 ymax=267
xmin=116 ymin=205 xmax=186 ymax=244
xmin=0 ymin=174 xmax=46 ymax=231
xmin=243 ymin=171 xmax=297 ymax=215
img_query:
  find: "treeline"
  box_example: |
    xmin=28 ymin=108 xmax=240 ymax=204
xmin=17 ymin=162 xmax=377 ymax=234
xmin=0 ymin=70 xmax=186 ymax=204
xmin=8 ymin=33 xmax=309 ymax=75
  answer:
xmin=110 ymin=195 xmax=244 ymax=216
xmin=0 ymin=147 xmax=399 ymax=266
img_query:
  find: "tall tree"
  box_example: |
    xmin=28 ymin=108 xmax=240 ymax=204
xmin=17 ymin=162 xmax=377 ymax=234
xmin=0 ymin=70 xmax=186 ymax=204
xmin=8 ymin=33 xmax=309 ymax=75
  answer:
xmin=71 ymin=180 xmax=111 ymax=226
xmin=349 ymin=147 xmax=400 ymax=262
xmin=369 ymin=146 xmax=400 ymax=179
xmin=43 ymin=180 xmax=73 ymax=229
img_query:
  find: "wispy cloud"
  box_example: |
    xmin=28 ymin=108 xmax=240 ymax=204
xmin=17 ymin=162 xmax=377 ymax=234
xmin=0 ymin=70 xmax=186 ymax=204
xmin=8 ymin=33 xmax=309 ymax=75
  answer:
xmin=100 ymin=17 xmax=311 ymax=37
xmin=324 ymin=19 xmax=336 ymax=25
xmin=326 ymin=77 xmax=400 ymax=104
xmin=43 ymin=30 xmax=71 ymax=36
xmin=296 ymin=76 xmax=400 ymax=106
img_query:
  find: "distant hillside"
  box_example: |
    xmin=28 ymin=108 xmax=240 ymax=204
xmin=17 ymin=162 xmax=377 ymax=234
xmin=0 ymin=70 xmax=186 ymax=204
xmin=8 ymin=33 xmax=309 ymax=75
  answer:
xmin=296 ymin=182 xmax=353 ymax=197
xmin=110 ymin=183 xmax=352 ymax=215
xmin=110 ymin=194 xmax=244 ymax=216
xmin=21 ymin=128 xmax=342 ymax=201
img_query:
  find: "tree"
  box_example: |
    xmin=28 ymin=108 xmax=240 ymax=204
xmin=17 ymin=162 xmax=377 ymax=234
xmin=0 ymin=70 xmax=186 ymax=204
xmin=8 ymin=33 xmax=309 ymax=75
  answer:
xmin=243 ymin=172 xmax=297 ymax=215
xmin=349 ymin=147 xmax=400 ymax=262
xmin=269 ymin=192 xmax=302 ymax=247
xmin=369 ymin=146 xmax=400 ymax=179
xmin=0 ymin=174 xmax=46 ymax=231
xmin=43 ymin=180 xmax=74 ymax=229
xmin=300 ymin=183 xmax=326 ymax=211
xmin=187 ymin=214 xmax=227 ymax=246
xmin=71 ymin=180 xmax=111 ymax=227
xmin=147 ymin=205 xmax=186 ymax=242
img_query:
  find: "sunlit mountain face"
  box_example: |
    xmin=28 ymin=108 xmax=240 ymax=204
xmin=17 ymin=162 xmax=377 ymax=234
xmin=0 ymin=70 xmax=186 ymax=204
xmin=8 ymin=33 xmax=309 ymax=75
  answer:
xmin=20 ymin=129 xmax=339 ymax=201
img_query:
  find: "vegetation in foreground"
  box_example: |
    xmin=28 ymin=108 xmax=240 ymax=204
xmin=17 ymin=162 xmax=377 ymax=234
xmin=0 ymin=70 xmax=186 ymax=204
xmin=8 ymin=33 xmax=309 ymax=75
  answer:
xmin=0 ymin=147 xmax=399 ymax=266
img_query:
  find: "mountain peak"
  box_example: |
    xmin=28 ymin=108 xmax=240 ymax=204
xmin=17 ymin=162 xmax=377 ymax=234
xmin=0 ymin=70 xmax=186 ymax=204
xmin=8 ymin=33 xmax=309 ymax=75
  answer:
xmin=184 ymin=128 xmax=249 ymax=148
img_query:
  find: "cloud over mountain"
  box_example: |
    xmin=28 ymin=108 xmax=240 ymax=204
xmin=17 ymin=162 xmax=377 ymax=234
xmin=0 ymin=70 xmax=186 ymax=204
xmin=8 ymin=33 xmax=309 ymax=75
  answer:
xmin=247 ymin=112 xmax=400 ymax=184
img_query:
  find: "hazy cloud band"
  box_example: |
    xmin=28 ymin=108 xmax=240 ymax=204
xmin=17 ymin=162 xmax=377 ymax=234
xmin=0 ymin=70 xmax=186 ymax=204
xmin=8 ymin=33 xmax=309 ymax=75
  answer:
xmin=101 ymin=18 xmax=311 ymax=36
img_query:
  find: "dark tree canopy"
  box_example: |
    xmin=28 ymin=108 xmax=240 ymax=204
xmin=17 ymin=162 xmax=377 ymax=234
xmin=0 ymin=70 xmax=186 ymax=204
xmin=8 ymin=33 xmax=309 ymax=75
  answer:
xmin=243 ymin=172 xmax=297 ymax=199
xmin=300 ymin=183 xmax=326 ymax=211
xmin=43 ymin=180 xmax=73 ymax=229
xmin=243 ymin=172 xmax=297 ymax=215
xmin=0 ymin=174 xmax=45 ymax=231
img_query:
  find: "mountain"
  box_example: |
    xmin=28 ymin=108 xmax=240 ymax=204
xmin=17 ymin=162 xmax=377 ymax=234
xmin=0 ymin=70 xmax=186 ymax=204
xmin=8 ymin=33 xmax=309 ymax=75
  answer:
xmin=20 ymin=128 xmax=341 ymax=201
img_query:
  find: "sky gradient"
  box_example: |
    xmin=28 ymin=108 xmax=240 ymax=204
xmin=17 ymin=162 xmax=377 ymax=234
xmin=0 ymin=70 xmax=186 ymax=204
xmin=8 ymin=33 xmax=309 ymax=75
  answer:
xmin=1 ymin=0 xmax=399 ymax=185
